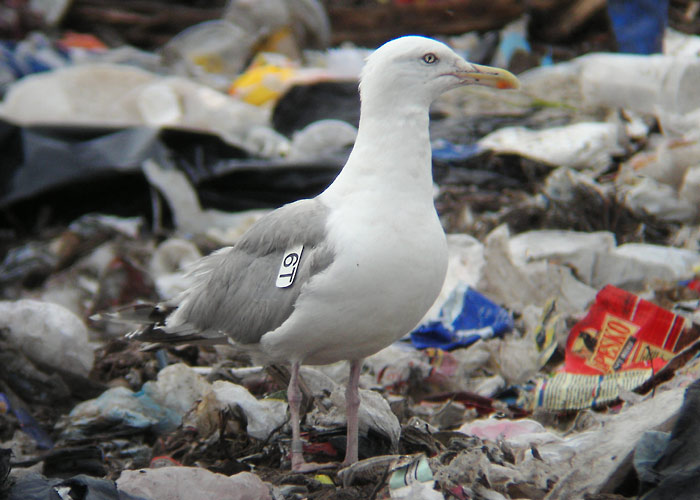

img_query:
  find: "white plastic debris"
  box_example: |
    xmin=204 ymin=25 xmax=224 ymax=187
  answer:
xmin=622 ymin=110 xmax=652 ymax=140
xmin=517 ymin=59 xmax=582 ymax=108
xmin=680 ymin=164 xmax=700 ymax=206
xmin=664 ymin=27 xmax=700 ymax=58
xmin=142 ymin=159 xmax=269 ymax=244
xmin=623 ymin=136 xmax=700 ymax=190
xmin=543 ymin=166 xmax=606 ymax=203
xmin=423 ymin=234 xmax=485 ymax=322
xmin=149 ymin=238 xmax=202 ymax=299
xmin=623 ymin=177 xmax=698 ymax=222
xmin=478 ymin=122 xmax=622 ymax=171
xmin=302 ymin=366 xmax=401 ymax=449
xmin=304 ymin=46 xmax=369 ymax=80
xmin=142 ymin=363 xmax=213 ymax=416
xmin=437 ymin=382 xmax=688 ymax=499
xmin=472 ymin=374 xmax=507 ymax=398
xmin=451 ymin=341 xmax=493 ymax=377
xmin=356 ymin=389 xmax=401 ymax=450
xmin=0 ymin=299 xmax=93 ymax=376
xmin=161 ymin=20 xmax=253 ymax=90
xmin=117 ymin=467 xmax=272 ymax=500
xmin=211 ymin=380 xmax=287 ymax=441
xmin=613 ymin=243 xmax=700 ymax=280
xmin=509 ymin=229 xmax=616 ymax=270
xmin=507 ymin=228 xmax=694 ymax=289
xmin=533 ymin=385 xmax=685 ymax=499
xmin=150 ymin=238 xmax=202 ymax=276
xmin=485 ymin=331 xmax=543 ymax=387
xmin=478 ymin=225 xmax=596 ymax=314
xmin=134 ymin=76 xmax=284 ymax=156
xmin=364 ymin=344 xmax=430 ymax=390
xmin=579 ymin=53 xmax=700 ymax=117
xmin=0 ymin=63 xmax=157 ymax=126
xmin=287 ymin=119 xmax=357 ymax=161
xmin=136 ymin=80 xmax=185 ymax=126
xmin=587 ymin=252 xmax=681 ymax=290
xmin=0 ymin=64 xmax=285 ymax=156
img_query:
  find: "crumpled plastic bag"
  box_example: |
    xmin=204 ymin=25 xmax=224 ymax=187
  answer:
xmin=411 ymin=284 xmax=513 ymax=350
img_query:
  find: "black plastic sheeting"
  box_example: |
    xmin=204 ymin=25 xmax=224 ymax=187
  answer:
xmin=272 ymin=81 xmax=361 ymax=136
xmin=0 ymin=78 xmax=370 ymax=233
xmin=1 ymin=448 xmax=10 ymax=490
xmin=639 ymin=378 xmax=700 ymax=500
xmin=1 ymin=446 xmax=149 ymax=500
xmin=0 ymin=120 xmax=343 ymax=232
xmin=5 ymin=472 xmax=148 ymax=500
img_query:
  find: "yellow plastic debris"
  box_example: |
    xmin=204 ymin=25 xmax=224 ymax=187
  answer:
xmin=314 ymin=474 xmax=334 ymax=485
xmin=229 ymin=53 xmax=297 ymax=106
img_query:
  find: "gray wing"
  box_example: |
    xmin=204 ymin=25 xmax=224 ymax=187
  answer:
xmin=160 ymin=198 xmax=335 ymax=345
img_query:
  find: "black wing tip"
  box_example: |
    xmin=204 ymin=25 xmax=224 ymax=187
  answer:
xmin=90 ymin=302 xmax=175 ymax=327
xmin=126 ymin=323 xmax=226 ymax=347
xmin=96 ymin=302 xmax=228 ymax=347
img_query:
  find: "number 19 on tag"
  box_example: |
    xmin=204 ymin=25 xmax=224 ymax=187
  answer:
xmin=276 ymin=244 xmax=304 ymax=288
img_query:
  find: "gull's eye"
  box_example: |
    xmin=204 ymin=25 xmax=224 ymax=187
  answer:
xmin=422 ymin=53 xmax=438 ymax=64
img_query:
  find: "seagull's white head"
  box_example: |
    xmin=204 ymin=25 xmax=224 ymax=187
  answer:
xmin=359 ymin=36 xmax=519 ymax=109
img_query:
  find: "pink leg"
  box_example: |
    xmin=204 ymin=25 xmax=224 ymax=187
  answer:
xmin=342 ymin=359 xmax=362 ymax=467
xmin=288 ymin=361 xmax=306 ymax=471
xmin=288 ymin=361 xmax=333 ymax=473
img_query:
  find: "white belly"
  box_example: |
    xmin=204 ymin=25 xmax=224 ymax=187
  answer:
xmin=260 ymin=198 xmax=448 ymax=365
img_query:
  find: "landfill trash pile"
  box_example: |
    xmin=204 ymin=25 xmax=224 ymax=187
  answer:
xmin=1 ymin=0 xmax=700 ymax=499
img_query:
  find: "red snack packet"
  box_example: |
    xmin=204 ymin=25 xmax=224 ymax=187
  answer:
xmin=536 ymin=285 xmax=697 ymax=410
xmin=564 ymin=285 xmax=690 ymax=375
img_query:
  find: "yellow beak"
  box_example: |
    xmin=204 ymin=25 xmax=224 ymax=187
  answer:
xmin=450 ymin=62 xmax=520 ymax=90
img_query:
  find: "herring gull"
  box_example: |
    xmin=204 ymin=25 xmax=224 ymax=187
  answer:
xmin=125 ymin=35 xmax=519 ymax=472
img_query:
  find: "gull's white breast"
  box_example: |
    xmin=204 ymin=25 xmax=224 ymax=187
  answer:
xmin=260 ymin=188 xmax=448 ymax=365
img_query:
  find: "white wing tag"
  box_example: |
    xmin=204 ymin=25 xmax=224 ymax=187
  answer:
xmin=276 ymin=244 xmax=304 ymax=288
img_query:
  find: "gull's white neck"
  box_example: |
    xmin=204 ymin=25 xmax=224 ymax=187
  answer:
xmin=321 ymin=100 xmax=434 ymax=205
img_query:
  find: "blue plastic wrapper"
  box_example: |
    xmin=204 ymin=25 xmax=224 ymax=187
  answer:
xmin=410 ymin=284 xmax=513 ymax=350
xmin=0 ymin=33 xmax=70 ymax=86
xmin=0 ymin=392 xmax=54 ymax=449
xmin=13 ymin=407 xmax=54 ymax=449
xmin=607 ymin=0 xmax=668 ymax=54
xmin=431 ymin=140 xmax=481 ymax=162
xmin=496 ymin=26 xmax=531 ymax=67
